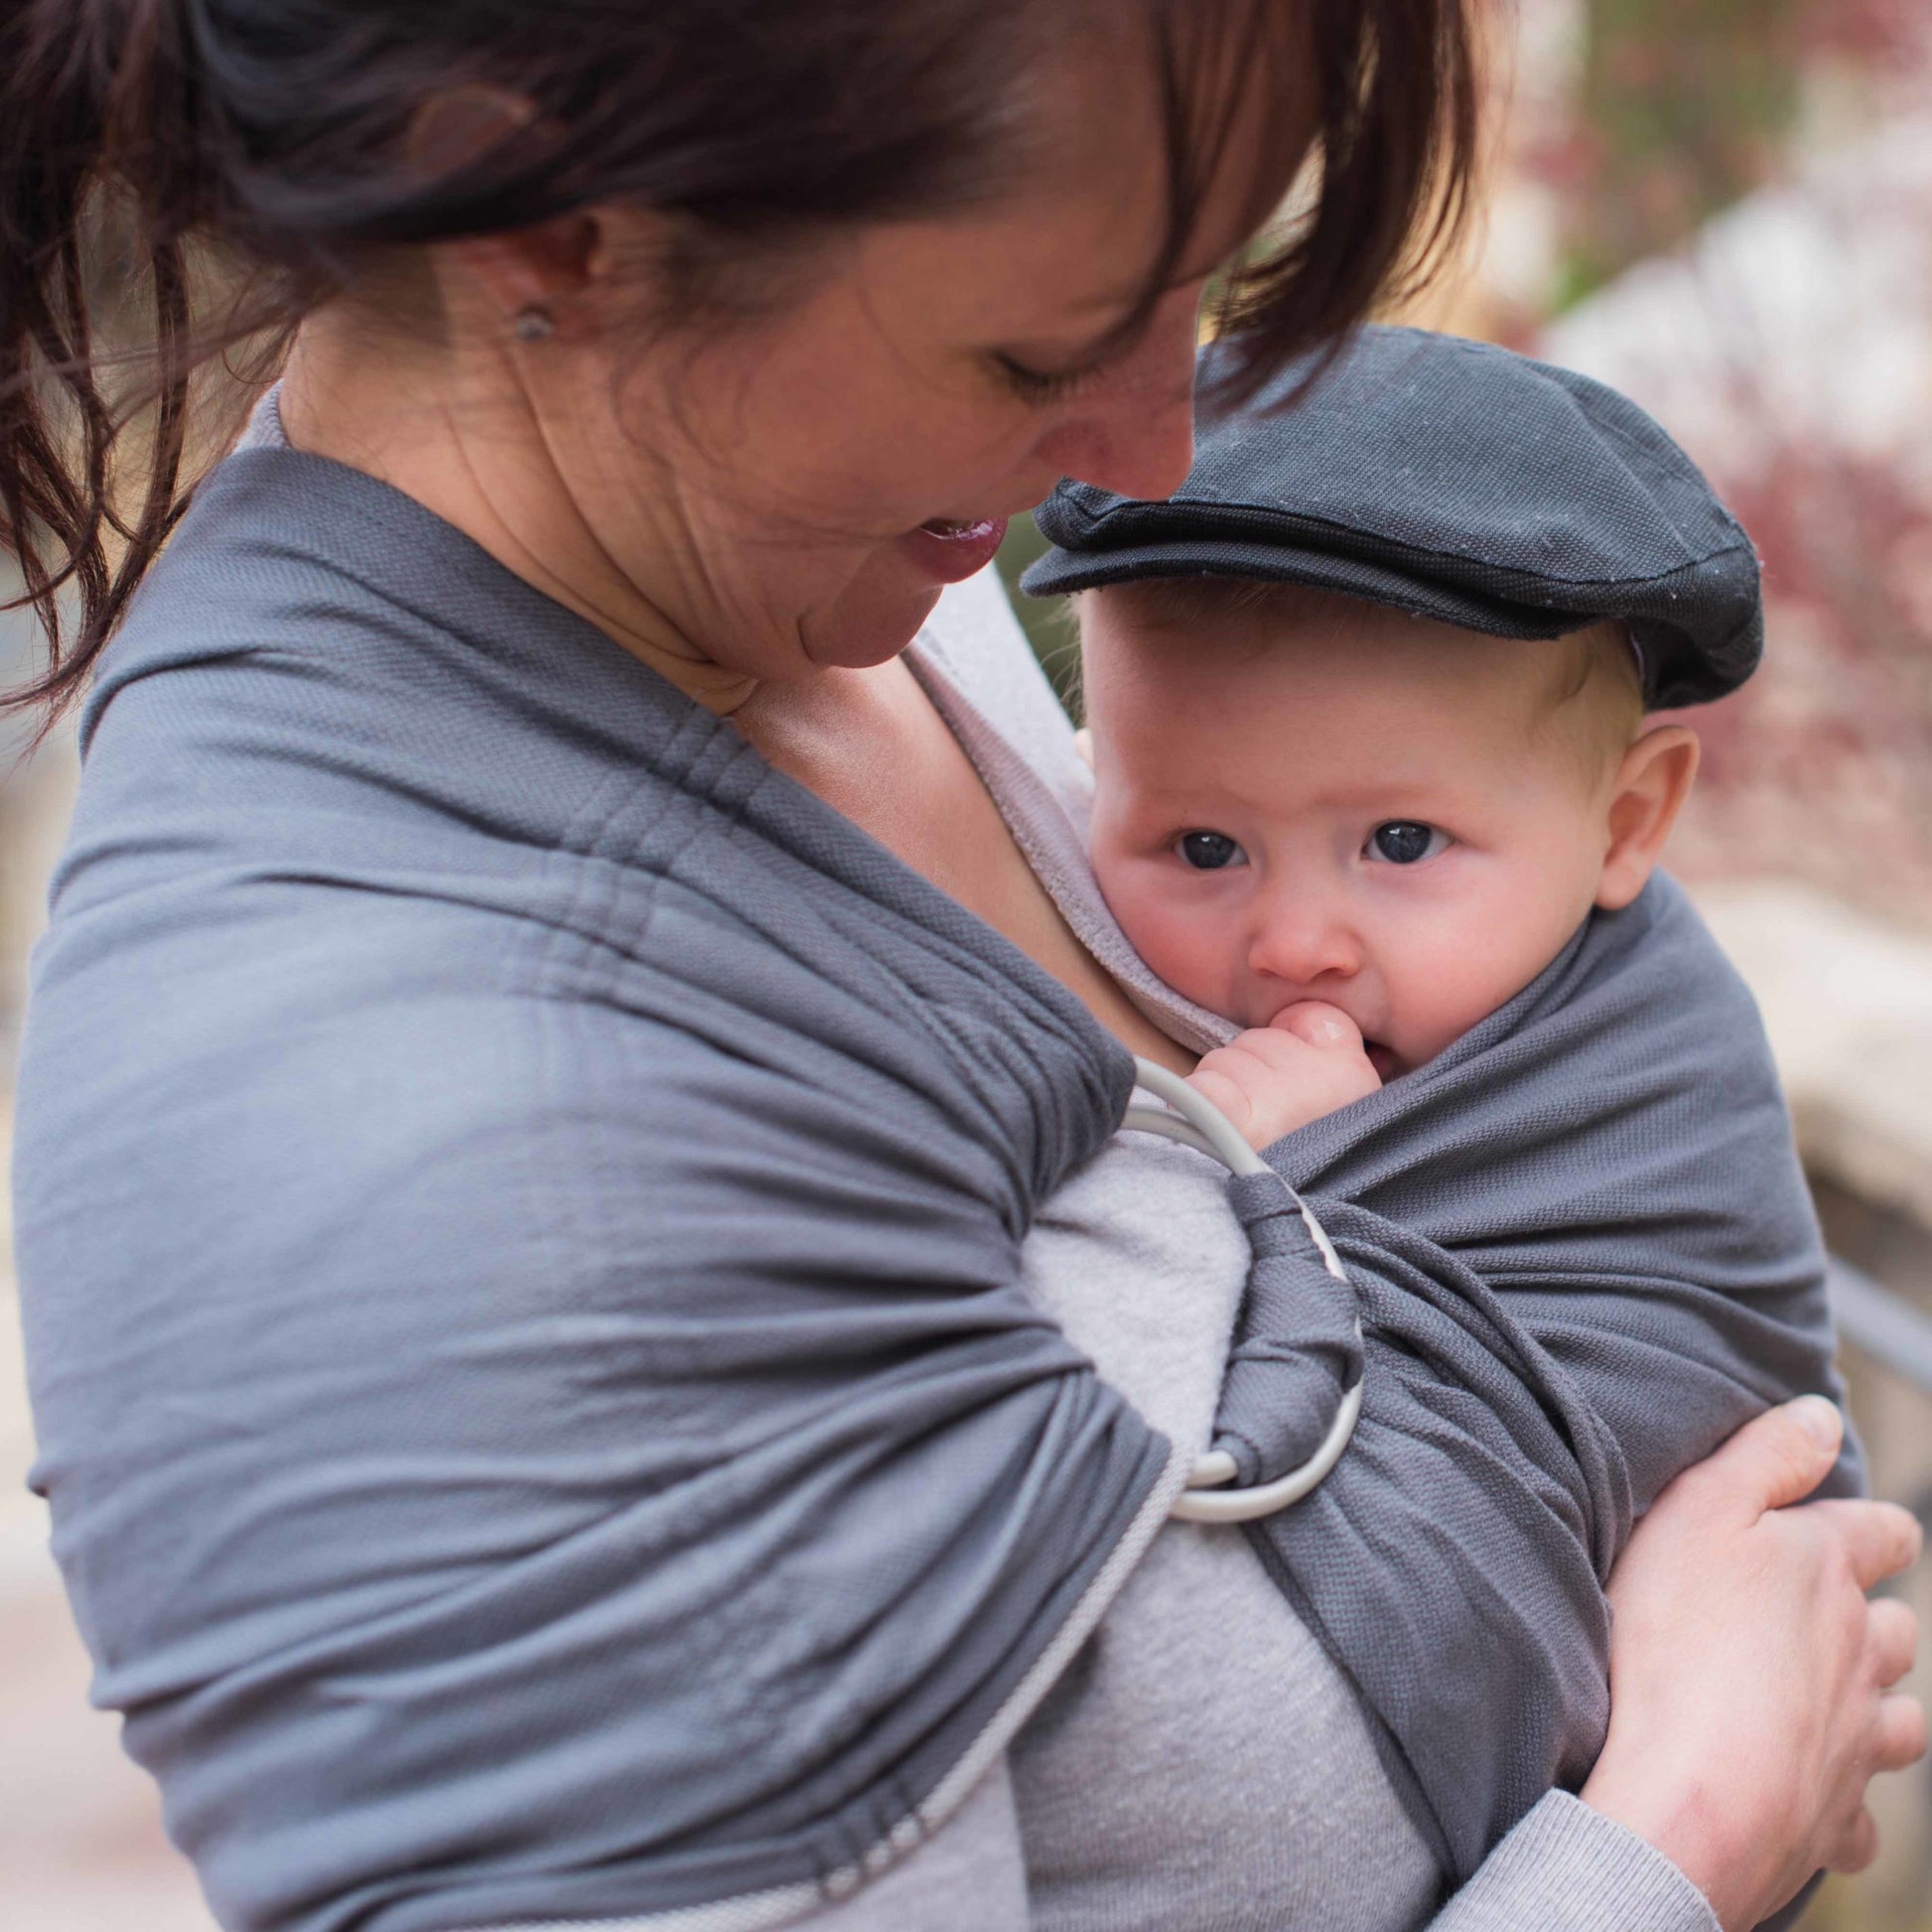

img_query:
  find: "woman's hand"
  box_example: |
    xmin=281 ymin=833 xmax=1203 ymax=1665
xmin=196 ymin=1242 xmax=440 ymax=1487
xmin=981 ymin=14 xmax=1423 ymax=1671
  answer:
xmin=1581 ymin=1397 xmax=1925 ymax=1930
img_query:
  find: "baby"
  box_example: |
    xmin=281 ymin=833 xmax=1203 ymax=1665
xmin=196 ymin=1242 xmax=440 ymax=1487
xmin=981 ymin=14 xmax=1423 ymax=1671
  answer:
xmin=1026 ymin=325 xmax=1749 ymax=1151
xmin=1087 ymin=584 xmax=1679 ymax=1149
xmin=1017 ymin=327 xmax=1859 ymax=1870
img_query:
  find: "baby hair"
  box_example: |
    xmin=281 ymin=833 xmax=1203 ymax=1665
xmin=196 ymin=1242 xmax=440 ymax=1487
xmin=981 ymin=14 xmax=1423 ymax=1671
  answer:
xmin=1079 ymin=576 xmax=1646 ymax=784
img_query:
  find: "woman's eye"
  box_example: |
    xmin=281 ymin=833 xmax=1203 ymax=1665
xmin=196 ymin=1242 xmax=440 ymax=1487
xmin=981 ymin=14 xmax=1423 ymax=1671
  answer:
xmin=1175 ymin=831 xmax=1247 ymax=871
xmin=991 ymin=347 xmax=1116 ymax=405
xmin=1367 ymin=821 xmax=1447 ymax=865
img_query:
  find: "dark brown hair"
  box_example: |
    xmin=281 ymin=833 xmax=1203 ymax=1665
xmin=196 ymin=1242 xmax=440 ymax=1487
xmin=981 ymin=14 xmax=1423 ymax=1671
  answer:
xmin=0 ymin=0 xmax=1478 ymax=717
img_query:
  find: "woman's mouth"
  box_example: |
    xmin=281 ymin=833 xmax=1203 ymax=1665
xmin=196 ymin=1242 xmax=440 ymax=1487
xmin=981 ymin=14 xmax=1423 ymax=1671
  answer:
xmin=898 ymin=514 xmax=1009 ymax=586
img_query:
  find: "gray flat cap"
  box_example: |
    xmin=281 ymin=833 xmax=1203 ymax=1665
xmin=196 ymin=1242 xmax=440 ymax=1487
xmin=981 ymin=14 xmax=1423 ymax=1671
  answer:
xmin=1020 ymin=327 xmax=1761 ymax=709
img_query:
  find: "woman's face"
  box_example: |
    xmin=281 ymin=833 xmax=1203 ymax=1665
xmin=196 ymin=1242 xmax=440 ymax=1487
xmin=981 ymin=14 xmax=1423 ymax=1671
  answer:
xmin=471 ymin=32 xmax=1303 ymax=695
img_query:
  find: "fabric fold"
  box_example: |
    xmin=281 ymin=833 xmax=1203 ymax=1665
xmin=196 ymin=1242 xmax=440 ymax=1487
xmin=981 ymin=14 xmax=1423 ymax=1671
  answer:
xmin=1226 ymin=873 xmax=1859 ymax=1878
xmin=15 ymin=439 xmax=1178 ymax=1932
xmin=1213 ymin=1172 xmax=1363 ymax=1481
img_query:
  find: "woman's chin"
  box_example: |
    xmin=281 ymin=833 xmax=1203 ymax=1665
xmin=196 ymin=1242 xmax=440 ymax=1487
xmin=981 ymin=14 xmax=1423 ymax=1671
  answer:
xmin=799 ymin=520 xmax=1010 ymax=671
xmin=806 ymin=573 xmax=946 ymax=669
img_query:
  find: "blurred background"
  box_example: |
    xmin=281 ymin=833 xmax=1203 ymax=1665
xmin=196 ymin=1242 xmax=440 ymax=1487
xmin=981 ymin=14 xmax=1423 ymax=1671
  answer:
xmin=6 ymin=1 xmax=1932 ymax=1925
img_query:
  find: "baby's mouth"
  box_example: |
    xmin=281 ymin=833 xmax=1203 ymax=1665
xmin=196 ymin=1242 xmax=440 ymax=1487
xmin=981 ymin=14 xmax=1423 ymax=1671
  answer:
xmin=1364 ymin=1040 xmax=1401 ymax=1083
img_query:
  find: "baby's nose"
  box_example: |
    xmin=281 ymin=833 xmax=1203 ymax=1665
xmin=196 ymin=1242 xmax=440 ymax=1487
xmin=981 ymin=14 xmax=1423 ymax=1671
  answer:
xmin=1247 ymin=909 xmax=1364 ymax=989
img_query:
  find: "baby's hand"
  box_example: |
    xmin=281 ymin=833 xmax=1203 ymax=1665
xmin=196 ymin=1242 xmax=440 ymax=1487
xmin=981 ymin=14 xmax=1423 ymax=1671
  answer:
xmin=1186 ymin=1002 xmax=1383 ymax=1152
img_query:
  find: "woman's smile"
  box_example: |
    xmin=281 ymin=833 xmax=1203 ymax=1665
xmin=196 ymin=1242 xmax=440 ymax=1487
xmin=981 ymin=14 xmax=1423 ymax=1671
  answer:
xmin=900 ymin=512 xmax=1011 ymax=584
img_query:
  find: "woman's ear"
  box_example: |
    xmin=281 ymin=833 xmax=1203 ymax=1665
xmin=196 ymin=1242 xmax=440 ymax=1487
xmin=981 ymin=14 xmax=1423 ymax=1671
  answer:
xmin=408 ymin=89 xmax=603 ymax=336
xmin=439 ymin=202 xmax=683 ymax=346
xmin=1595 ymin=723 xmax=1701 ymax=911
xmin=440 ymin=218 xmax=604 ymax=339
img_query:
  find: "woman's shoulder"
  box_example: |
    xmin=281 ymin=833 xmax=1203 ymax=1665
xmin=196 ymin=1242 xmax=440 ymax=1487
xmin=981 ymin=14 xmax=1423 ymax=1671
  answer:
xmin=34 ymin=452 xmax=1129 ymax=1228
xmin=83 ymin=424 xmax=694 ymax=788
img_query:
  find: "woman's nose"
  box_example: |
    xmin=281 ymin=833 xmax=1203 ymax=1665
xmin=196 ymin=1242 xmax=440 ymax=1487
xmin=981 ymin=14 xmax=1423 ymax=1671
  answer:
xmin=1032 ymin=303 xmax=1199 ymax=502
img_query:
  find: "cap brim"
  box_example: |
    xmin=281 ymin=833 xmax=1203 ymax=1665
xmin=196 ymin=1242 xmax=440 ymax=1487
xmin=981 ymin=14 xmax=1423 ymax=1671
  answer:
xmin=1018 ymin=537 xmax=1573 ymax=642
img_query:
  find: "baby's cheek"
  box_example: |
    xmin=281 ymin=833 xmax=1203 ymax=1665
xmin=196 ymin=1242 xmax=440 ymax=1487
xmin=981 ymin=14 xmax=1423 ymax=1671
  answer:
xmin=1094 ymin=863 xmax=1233 ymax=1016
xmin=1387 ymin=960 xmax=1499 ymax=1066
xmin=1383 ymin=911 xmax=1565 ymax=1068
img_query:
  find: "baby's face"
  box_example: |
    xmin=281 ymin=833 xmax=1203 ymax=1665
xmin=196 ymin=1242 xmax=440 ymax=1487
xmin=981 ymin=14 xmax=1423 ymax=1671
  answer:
xmin=1082 ymin=593 xmax=1649 ymax=1080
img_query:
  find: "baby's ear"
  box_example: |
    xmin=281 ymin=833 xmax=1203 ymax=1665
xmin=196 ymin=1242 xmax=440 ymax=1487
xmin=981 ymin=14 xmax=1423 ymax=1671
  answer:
xmin=1596 ymin=724 xmax=1700 ymax=910
xmin=1072 ymin=726 xmax=1095 ymax=768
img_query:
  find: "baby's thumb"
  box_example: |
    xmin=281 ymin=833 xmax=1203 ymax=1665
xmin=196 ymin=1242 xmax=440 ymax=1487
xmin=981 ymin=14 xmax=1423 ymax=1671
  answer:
xmin=1698 ymin=1397 xmax=1844 ymax=1517
xmin=1269 ymin=1001 xmax=1365 ymax=1052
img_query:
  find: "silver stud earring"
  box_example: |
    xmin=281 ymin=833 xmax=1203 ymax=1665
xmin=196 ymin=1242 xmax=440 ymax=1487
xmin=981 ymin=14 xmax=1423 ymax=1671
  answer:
xmin=513 ymin=305 xmax=556 ymax=345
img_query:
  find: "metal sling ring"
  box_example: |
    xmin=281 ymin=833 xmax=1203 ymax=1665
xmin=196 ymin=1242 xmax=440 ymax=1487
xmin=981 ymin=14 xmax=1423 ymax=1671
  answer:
xmin=1123 ymin=1056 xmax=1365 ymax=1525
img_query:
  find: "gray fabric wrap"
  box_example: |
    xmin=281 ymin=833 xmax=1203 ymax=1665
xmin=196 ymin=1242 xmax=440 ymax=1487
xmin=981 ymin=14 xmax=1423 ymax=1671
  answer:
xmin=1205 ymin=876 xmax=1861 ymax=1880
xmin=13 ymin=448 xmax=1171 ymax=1932
xmin=1215 ymin=1173 xmax=1364 ymax=1479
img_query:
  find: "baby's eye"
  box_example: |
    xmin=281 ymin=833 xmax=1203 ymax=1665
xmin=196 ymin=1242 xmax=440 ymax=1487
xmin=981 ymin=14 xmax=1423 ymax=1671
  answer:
xmin=1366 ymin=821 xmax=1448 ymax=866
xmin=1175 ymin=830 xmax=1247 ymax=871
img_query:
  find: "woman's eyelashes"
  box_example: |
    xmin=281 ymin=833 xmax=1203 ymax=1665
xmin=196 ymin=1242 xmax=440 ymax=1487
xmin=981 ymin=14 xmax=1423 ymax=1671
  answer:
xmin=990 ymin=350 xmax=1104 ymax=404
xmin=1175 ymin=829 xmax=1247 ymax=871
xmin=1365 ymin=820 xmax=1449 ymax=865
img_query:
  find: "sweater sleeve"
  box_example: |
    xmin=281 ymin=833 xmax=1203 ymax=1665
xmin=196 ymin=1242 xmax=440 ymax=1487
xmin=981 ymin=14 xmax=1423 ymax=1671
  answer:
xmin=1429 ymin=1794 xmax=1721 ymax=1932
xmin=793 ymin=1775 xmax=1720 ymax=1932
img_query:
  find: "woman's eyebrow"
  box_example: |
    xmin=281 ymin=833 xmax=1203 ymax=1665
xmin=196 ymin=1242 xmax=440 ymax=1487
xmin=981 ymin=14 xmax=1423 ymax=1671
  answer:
xmin=1040 ymin=233 xmax=1240 ymax=358
xmin=1022 ymin=266 xmax=1209 ymax=362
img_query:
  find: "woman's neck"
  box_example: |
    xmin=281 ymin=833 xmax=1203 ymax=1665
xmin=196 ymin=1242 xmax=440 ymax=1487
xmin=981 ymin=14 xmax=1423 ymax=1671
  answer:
xmin=278 ymin=309 xmax=760 ymax=714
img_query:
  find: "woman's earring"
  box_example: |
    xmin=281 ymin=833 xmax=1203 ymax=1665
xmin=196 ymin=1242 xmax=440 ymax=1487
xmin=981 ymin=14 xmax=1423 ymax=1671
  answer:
xmin=513 ymin=305 xmax=556 ymax=345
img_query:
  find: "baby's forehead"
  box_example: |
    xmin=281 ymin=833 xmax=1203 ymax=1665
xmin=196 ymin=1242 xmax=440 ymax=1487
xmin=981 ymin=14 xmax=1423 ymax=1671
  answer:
xmin=1080 ymin=582 xmax=1640 ymax=796
xmin=1082 ymin=581 xmax=1554 ymax=707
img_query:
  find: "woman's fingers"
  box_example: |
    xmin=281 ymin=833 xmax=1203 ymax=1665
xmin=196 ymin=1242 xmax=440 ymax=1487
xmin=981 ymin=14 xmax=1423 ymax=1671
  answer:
xmin=1868 ymin=1595 xmax=1920 ymax=1689
xmin=1675 ymin=1396 xmax=1844 ymax=1517
xmin=1826 ymin=1806 xmax=1880 ymax=1875
xmin=1586 ymin=1401 xmax=1927 ymax=1927
xmin=1808 ymin=1496 xmax=1925 ymax=1591
xmin=1874 ymin=1692 xmax=1929 ymax=1774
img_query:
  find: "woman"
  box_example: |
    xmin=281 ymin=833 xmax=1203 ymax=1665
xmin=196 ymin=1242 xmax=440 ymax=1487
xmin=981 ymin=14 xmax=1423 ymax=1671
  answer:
xmin=2 ymin=5 xmax=1920 ymax=1930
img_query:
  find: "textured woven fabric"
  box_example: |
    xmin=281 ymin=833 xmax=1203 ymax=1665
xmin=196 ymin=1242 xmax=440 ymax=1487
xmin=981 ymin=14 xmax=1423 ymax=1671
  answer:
xmin=1204 ymin=875 xmax=1860 ymax=1878
xmin=1022 ymin=328 xmax=1762 ymax=709
xmin=13 ymin=444 xmax=1176 ymax=1932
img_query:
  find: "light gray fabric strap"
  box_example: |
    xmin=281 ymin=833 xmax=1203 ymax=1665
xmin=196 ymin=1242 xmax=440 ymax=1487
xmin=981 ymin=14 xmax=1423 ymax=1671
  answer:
xmin=911 ymin=578 xmax=1231 ymax=1054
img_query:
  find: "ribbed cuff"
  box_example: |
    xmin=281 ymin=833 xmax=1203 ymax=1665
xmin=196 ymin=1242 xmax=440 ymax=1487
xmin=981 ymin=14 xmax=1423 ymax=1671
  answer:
xmin=1431 ymin=1792 xmax=1722 ymax=1932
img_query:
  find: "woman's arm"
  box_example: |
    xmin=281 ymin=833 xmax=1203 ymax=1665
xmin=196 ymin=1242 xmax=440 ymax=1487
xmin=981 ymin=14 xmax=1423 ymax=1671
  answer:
xmin=1580 ymin=1398 xmax=1922 ymax=1927
xmin=1436 ymin=1398 xmax=1922 ymax=1932
xmin=796 ymin=1402 xmax=1920 ymax=1932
